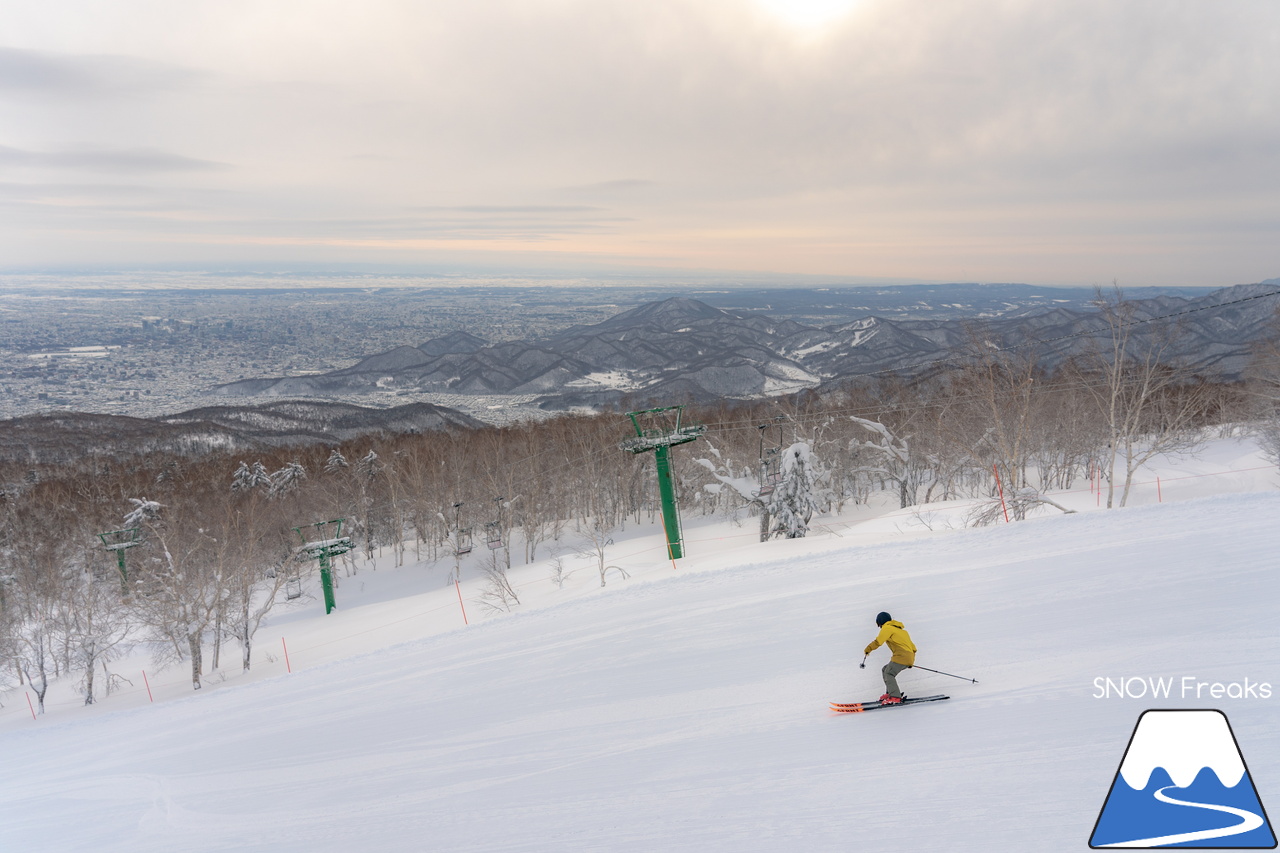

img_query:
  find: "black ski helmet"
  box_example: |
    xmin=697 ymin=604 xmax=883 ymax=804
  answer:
xmin=876 ymin=611 xmax=892 ymax=627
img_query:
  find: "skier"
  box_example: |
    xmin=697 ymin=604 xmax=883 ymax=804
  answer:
xmin=864 ymin=611 xmax=916 ymax=705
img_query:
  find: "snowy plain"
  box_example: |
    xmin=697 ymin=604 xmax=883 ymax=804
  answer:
xmin=2 ymin=435 xmax=1278 ymax=851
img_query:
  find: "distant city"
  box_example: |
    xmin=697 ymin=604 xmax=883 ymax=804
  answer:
xmin=0 ymin=273 xmax=1219 ymax=422
xmin=0 ymin=275 xmax=650 ymax=421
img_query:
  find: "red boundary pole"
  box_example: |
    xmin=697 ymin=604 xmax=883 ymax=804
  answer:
xmin=993 ymin=464 xmax=1010 ymax=523
xmin=281 ymin=638 xmax=292 ymax=673
xmin=26 ymin=692 xmax=36 ymax=720
xmin=455 ymin=579 xmax=469 ymax=625
xmin=142 ymin=670 xmax=154 ymax=702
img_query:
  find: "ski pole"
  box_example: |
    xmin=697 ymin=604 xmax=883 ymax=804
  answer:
xmin=912 ymin=665 xmax=978 ymax=684
xmin=859 ymin=655 xmax=867 ymax=669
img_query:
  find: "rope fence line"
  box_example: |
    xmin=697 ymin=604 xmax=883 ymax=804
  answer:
xmin=4 ymin=461 xmax=1274 ymax=723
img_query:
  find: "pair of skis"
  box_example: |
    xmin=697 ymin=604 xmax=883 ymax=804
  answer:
xmin=829 ymin=694 xmax=949 ymax=714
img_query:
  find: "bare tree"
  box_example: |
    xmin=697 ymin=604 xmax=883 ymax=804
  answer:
xmin=575 ymin=518 xmax=628 ymax=587
xmin=1077 ymin=287 xmax=1216 ymax=507
xmin=65 ymin=551 xmax=134 ymax=705
xmin=477 ymin=558 xmax=521 ymax=614
xmin=127 ymin=502 xmax=224 ymax=691
xmin=548 ymin=553 xmax=576 ymax=590
xmin=213 ymin=494 xmax=294 ymax=672
xmin=968 ymin=487 xmax=1077 ymax=526
xmin=1243 ymin=307 xmax=1280 ymax=464
xmin=5 ymin=541 xmax=65 ymax=714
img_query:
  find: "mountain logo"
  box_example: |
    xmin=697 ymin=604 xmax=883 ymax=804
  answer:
xmin=1090 ymin=709 xmax=1276 ymax=848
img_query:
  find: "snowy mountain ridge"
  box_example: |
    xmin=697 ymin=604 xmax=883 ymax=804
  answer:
xmin=210 ymin=283 xmax=1280 ymax=410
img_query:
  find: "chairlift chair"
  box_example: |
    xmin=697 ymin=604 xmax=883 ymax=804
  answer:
xmin=285 ymin=563 xmax=303 ymax=600
xmin=454 ymin=527 xmax=473 ymax=556
xmin=484 ymin=521 xmax=503 ymax=550
xmin=757 ymin=448 xmax=782 ymax=497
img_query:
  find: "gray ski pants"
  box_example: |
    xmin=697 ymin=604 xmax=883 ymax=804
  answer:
xmin=882 ymin=661 xmax=910 ymax=698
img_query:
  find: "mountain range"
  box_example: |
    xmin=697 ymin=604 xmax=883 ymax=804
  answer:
xmin=0 ymin=400 xmax=483 ymax=465
xmin=212 ymin=283 xmax=1280 ymax=410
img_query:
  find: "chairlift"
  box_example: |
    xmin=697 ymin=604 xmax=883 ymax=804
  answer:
xmin=484 ymin=521 xmax=503 ymax=550
xmin=454 ymin=527 xmax=473 ymax=556
xmin=758 ymin=451 xmax=782 ymax=497
xmin=620 ymin=406 xmax=707 ymax=454
xmin=285 ymin=566 xmax=303 ymax=601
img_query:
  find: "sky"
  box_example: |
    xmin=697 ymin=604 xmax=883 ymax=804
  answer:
xmin=1 ymin=0 xmax=1278 ymax=285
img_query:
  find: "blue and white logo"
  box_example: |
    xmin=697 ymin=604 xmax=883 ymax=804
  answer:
xmin=1091 ymin=709 xmax=1276 ymax=848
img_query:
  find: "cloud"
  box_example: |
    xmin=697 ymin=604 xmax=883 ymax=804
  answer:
xmin=0 ymin=45 xmax=204 ymax=97
xmin=560 ymin=180 xmax=657 ymax=194
xmin=0 ymin=0 xmax=1277 ymax=283
xmin=0 ymin=144 xmax=227 ymax=174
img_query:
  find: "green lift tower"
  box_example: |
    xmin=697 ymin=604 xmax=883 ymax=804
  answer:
xmin=621 ymin=405 xmax=706 ymax=560
xmin=293 ymin=518 xmax=353 ymax=615
xmin=97 ymin=527 xmax=141 ymax=593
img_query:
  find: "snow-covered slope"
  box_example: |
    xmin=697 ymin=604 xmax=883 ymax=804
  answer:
xmin=2 ymin=448 xmax=1278 ymax=852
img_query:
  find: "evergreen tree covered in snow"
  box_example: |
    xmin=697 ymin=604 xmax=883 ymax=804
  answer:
xmin=123 ymin=498 xmax=162 ymax=528
xmin=231 ymin=461 xmax=271 ymax=493
xmin=323 ymin=449 xmax=349 ymax=474
xmin=268 ymin=462 xmax=307 ymax=499
xmin=767 ymin=443 xmax=821 ymax=539
xmin=356 ymin=450 xmax=381 ymax=478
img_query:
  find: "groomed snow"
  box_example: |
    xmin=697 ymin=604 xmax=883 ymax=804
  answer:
xmin=1 ymin=438 xmax=1277 ymax=851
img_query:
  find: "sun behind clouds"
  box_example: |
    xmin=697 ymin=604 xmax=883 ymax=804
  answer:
xmin=754 ymin=0 xmax=861 ymax=30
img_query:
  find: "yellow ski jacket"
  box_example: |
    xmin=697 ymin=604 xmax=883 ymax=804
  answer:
xmin=864 ymin=620 xmax=917 ymax=666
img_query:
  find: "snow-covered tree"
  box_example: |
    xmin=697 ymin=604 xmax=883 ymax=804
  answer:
xmin=123 ymin=498 xmax=162 ymax=528
xmin=849 ymin=417 xmax=932 ymax=509
xmin=694 ymin=441 xmax=773 ymax=540
xmin=323 ymin=449 xmax=349 ymax=475
xmin=356 ymin=450 xmax=382 ymax=478
xmin=767 ymin=443 xmax=822 ymax=539
xmin=350 ymin=449 xmax=391 ymax=559
xmin=968 ymin=486 xmax=1077 ymax=526
xmin=694 ymin=442 xmax=765 ymax=504
xmin=268 ymin=462 xmax=307 ymax=499
xmin=231 ymin=461 xmax=271 ymax=493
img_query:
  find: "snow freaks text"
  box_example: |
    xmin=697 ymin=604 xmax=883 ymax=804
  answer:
xmin=1093 ymin=676 xmax=1273 ymax=700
